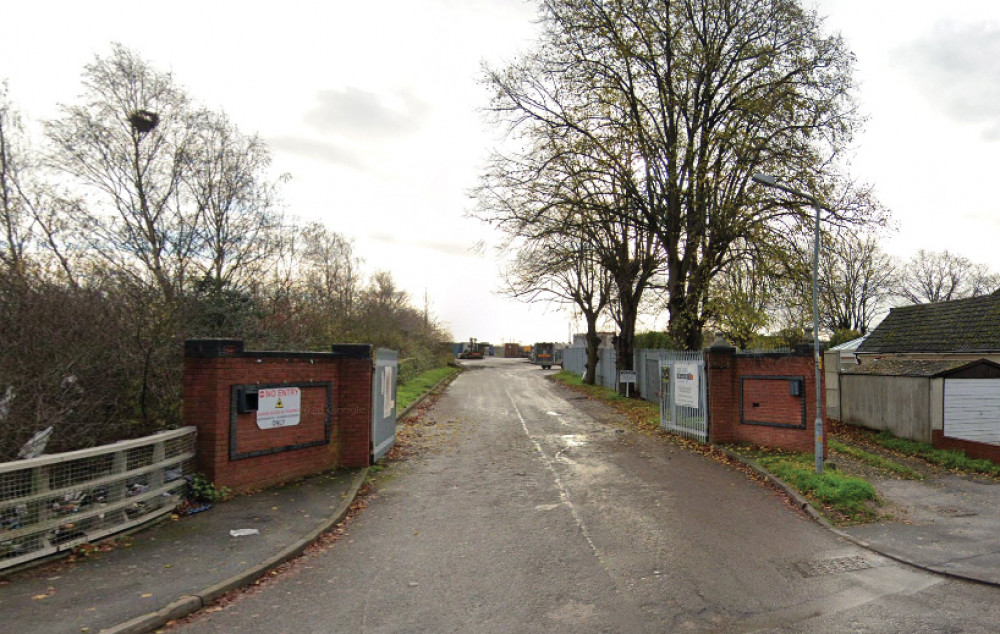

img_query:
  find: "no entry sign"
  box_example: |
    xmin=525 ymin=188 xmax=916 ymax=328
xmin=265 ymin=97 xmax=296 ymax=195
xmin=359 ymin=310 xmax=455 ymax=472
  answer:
xmin=256 ymin=387 xmax=302 ymax=429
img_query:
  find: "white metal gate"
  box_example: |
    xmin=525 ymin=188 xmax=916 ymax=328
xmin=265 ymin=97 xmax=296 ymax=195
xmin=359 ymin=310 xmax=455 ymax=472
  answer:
xmin=659 ymin=351 xmax=708 ymax=442
xmin=371 ymin=349 xmax=399 ymax=462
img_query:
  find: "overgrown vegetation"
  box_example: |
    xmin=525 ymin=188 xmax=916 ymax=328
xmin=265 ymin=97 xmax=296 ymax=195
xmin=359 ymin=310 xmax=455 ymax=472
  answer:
xmin=874 ymin=431 xmax=1000 ymax=477
xmin=397 ymin=365 xmax=462 ymax=412
xmin=0 ymin=47 xmax=452 ymax=459
xmin=829 ymin=440 xmax=923 ymax=480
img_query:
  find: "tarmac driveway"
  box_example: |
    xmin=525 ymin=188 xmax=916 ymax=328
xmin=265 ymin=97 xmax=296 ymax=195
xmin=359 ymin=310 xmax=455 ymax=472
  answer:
xmin=176 ymin=358 xmax=1000 ymax=633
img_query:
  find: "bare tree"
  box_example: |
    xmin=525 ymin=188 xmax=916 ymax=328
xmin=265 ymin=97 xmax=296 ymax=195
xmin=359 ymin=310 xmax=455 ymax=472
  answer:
xmin=817 ymin=229 xmax=896 ymax=334
xmin=0 ymin=84 xmax=90 ymax=288
xmin=503 ymin=237 xmax=614 ymax=384
xmin=45 ymin=44 xmax=200 ymax=303
xmin=477 ymin=113 xmax=661 ymax=384
xmin=185 ymin=109 xmax=286 ymax=291
xmin=899 ymin=249 xmax=1000 ymax=304
xmin=0 ymin=82 xmax=33 ymax=280
xmin=296 ymin=222 xmax=363 ymax=344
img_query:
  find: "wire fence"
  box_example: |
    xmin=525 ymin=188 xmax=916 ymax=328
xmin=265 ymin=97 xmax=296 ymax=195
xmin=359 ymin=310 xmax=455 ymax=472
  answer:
xmin=0 ymin=426 xmax=196 ymax=571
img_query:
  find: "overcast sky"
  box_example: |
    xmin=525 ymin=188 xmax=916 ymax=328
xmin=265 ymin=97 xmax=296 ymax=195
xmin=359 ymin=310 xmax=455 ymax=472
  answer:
xmin=2 ymin=1 xmax=999 ymax=345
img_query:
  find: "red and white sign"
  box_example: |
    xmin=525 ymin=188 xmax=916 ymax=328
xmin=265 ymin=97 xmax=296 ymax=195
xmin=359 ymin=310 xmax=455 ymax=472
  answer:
xmin=674 ymin=363 xmax=700 ymax=408
xmin=256 ymin=387 xmax=302 ymax=429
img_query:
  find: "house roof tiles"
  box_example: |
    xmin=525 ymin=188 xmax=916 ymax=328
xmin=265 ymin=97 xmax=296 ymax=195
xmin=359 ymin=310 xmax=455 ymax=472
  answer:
xmin=858 ymin=292 xmax=1000 ymax=354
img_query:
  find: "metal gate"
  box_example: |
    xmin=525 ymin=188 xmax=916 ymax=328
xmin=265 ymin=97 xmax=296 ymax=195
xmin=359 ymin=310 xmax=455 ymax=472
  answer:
xmin=659 ymin=351 xmax=708 ymax=442
xmin=371 ymin=349 xmax=399 ymax=462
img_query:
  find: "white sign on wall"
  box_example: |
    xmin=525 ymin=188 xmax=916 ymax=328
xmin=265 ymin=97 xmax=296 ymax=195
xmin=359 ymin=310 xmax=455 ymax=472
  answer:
xmin=382 ymin=366 xmax=396 ymax=418
xmin=674 ymin=363 xmax=700 ymax=408
xmin=256 ymin=387 xmax=302 ymax=429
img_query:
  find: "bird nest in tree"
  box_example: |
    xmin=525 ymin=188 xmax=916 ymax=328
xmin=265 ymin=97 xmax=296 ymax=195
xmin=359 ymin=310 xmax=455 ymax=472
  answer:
xmin=128 ymin=109 xmax=159 ymax=133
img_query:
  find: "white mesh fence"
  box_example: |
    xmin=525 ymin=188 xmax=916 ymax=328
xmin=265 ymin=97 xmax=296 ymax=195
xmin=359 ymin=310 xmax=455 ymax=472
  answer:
xmin=0 ymin=427 xmax=196 ymax=571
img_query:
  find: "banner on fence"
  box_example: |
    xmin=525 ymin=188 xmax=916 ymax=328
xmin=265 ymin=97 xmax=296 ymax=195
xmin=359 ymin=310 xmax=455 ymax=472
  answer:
xmin=674 ymin=363 xmax=700 ymax=408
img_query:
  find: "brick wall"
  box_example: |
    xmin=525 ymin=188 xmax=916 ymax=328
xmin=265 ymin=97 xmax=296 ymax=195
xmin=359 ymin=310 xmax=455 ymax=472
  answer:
xmin=183 ymin=339 xmax=372 ymax=491
xmin=932 ymin=431 xmax=1000 ymax=464
xmin=706 ymin=343 xmax=825 ymax=455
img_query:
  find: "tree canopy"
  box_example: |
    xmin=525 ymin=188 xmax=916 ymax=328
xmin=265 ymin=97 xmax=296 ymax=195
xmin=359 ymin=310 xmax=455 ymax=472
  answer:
xmin=480 ymin=0 xmax=873 ymax=350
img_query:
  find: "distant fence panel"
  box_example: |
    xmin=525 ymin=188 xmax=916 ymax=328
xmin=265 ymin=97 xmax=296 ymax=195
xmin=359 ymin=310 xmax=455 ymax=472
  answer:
xmin=561 ymin=347 xmax=617 ymax=386
xmin=597 ymin=348 xmax=618 ymax=387
xmin=0 ymin=427 xmax=196 ymax=572
xmin=562 ymin=347 xmax=586 ymax=376
xmin=636 ymin=349 xmax=675 ymax=403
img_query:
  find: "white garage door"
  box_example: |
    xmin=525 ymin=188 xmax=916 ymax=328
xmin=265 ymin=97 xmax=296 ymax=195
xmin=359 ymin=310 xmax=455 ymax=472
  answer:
xmin=944 ymin=379 xmax=1000 ymax=445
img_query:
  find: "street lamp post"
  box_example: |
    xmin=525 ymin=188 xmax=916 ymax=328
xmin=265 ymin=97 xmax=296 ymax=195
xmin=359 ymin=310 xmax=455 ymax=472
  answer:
xmin=752 ymin=173 xmax=828 ymax=474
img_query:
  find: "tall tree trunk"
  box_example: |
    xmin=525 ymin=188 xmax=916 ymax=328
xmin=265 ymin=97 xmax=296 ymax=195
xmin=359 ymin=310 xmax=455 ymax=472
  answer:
xmin=615 ymin=298 xmax=639 ymax=395
xmin=584 ymin=311 xmax=600 ymax=385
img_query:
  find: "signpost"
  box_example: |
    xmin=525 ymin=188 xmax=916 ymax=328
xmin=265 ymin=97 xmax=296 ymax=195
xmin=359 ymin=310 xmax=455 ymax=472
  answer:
xmin=619 ymin=370 xmax=637 ymax=398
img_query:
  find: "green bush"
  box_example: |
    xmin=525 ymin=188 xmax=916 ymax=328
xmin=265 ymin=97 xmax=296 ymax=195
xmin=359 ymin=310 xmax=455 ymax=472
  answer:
xmin=187 ymin=474 xmax=231 ymax=503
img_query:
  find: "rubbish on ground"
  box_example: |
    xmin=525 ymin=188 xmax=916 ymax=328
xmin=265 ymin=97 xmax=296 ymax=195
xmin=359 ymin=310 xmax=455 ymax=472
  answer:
xmin=165 ymin=468 xmax=184 ymax=482
xmin=229 ymin=528 xmax=259 ymax=537
xmin=177 ymin=502 xmax=213 ymax=516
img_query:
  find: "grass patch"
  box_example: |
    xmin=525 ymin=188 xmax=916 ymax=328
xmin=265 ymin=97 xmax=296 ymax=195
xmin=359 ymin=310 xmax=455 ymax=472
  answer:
xmin=397 ymin=365 xmax=461 ymax=411
xmin=754 ymin=450 xmax=878 ymax=523
xmin=829 ymin=440 xmax=923 ymax=480
xmin=874 ymin=431 xmax=1000 ymax=477
xmin=552 ymin=370 xmax=660 ymax=433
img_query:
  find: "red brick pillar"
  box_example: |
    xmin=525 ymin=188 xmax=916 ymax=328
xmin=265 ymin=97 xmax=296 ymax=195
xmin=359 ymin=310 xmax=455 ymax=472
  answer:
xmin=183 ymin=339 xmax=244 ymax=483
xmin=331 ymin=345 xmax=374 ymax=468
xmin=705 ymin=334 xmax=738 ymax=444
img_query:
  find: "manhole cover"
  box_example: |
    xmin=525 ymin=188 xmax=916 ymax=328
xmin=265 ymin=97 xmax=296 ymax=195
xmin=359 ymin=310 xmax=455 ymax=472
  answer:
xmin=789 ymin=555 xmax=880 ymax=578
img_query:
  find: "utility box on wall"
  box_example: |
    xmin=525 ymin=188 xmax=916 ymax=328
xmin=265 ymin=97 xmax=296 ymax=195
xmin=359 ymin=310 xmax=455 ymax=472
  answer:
xmin=183 ymin=339 xmax=374 ymax=491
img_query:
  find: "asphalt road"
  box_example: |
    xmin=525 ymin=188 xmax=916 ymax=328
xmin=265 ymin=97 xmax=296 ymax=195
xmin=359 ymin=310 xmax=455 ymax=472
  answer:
xmin=174 ymin=358 xmax=1000 ymax=633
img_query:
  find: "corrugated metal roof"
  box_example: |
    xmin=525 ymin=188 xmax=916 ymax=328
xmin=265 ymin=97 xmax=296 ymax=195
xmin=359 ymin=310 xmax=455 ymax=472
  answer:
xmin=858 ymin=292 xmax=1000 ymax=354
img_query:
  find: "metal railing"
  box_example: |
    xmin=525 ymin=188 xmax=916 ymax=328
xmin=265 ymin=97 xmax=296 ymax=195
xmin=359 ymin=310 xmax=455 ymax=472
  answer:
xmin=0 ymin=427 xmax=196 ymax=571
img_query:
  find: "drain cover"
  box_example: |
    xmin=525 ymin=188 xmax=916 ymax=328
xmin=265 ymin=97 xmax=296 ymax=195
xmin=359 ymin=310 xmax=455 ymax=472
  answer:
xmin=790 ymin=555 xmax=879 ymax=578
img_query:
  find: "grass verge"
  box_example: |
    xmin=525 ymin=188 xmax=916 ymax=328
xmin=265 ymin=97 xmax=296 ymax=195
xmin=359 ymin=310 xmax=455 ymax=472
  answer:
xmin=397 ymin=365 xmax=462 ymax=411
xmin=828 ymin=440 xmax=923 ymax=480
xmin=874 ymin=431 xmax=1000 ymax=477
xmin=751 ymin=450 xmax=879 ymax=523
xmin=552 ymin=370 xmax=660 ymax=433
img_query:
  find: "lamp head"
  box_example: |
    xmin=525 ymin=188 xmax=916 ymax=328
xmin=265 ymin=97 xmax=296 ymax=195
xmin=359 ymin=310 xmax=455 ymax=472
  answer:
xmin=752 ymin=173 xmax=778 ymax=186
